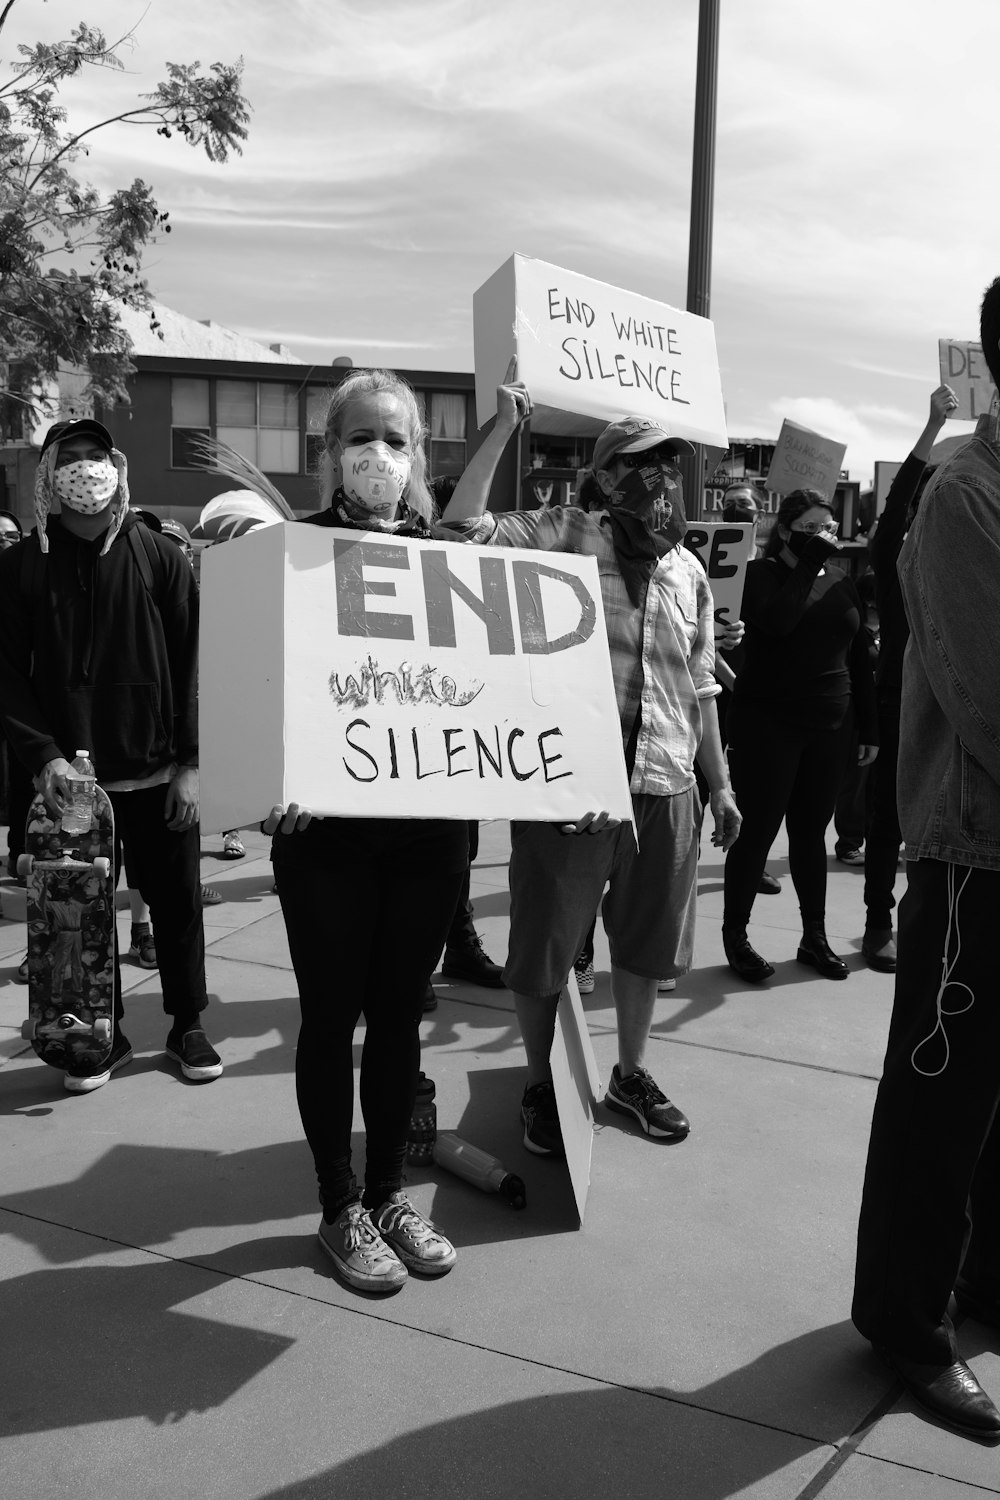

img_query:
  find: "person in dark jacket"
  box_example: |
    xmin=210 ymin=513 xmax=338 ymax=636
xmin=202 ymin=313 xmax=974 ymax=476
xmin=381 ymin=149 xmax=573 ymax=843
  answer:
xmin=0 ymin=418 xmax=221 ymax=1091
xmin=860 ymin=384 xmax=958 ymax=971
xmin=722 ymin=488 xmax=878 ymax=981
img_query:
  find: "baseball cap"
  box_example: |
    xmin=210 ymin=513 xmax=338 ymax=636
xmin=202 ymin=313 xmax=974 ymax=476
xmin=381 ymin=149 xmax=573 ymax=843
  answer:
xmin=592 ymin=416 xmax=695 ymax=474
xmin=160 ymin=518 xmax=192 ymax=545
xmin=39 ymin=418 xmax=115 ymax=456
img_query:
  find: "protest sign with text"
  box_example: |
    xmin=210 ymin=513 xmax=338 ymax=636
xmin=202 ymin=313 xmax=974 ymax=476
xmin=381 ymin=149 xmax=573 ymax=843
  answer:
xmin=766 ymin=419 xmax=847 ymax=500
xmin=199 ymin=523 xmax=633 ymax=833
xmin=938 ymin=339 xmax=997 ymax=421
xmin=473 ymin=253 xmax=728 ymax=447
xmin=682 ymin=522 xmax=754 ymax=627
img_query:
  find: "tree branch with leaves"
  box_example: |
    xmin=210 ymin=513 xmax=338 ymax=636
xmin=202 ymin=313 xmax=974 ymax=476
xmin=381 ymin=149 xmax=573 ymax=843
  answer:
xmin=0 ymin=5 xmax=251 ymax=439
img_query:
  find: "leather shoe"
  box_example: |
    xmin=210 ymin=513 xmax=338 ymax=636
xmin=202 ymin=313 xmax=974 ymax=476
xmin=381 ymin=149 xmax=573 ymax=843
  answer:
xmin=955 ymin=1278 xmax=1000 ymax=1331
xmin=874 ymin=1345 xmax=1000 ymax=1439
xmin=723 ymin=931 xmax=775 ymax=982
xmin=441 ymin=937 xmax=506 ymax=989
xmin=757 ymin=871 xmax=782 ymax=895
xmin=422 ymin=981 xmax=438 ymax=1013
xmin=797 ymin=926 xmax=849 ymax=980
xmin=862 ymin=927 xmax=897 ymax=973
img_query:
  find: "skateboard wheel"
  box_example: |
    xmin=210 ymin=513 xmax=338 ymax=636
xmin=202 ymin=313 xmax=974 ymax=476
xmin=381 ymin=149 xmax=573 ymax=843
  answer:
xmin=21 ymin=1018 xmax=37 ymax=1041
xmin=17 ymin=854 xmax=33 ymax=878
xmin=93 ymin=1019 xmax=112 ymax=1043
xmin=93 ymin=857 xmax=111 ymax=879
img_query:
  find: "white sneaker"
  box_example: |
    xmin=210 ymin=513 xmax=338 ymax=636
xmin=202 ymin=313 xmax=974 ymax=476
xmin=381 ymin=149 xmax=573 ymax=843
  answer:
xmin=318 ymin=1203 xmax=407 ymax=1292
xmin=373 ymin=1191 xmax=456 ymax=1276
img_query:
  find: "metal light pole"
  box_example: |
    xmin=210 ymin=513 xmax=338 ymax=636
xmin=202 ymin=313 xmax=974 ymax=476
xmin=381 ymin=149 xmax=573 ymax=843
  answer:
xmin=681 ymin=0 xmax=720 ymax=519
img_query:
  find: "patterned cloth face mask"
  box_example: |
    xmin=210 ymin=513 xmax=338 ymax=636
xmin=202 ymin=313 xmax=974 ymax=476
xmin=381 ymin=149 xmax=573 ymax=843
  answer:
xmin=53 ymin=460 xmax=119 ymax=514
xmin=340 ymin=442 xmax=411 ymax=518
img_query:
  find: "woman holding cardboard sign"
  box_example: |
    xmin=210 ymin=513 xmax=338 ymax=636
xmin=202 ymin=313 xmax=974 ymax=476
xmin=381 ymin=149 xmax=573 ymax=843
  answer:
xmin=721 ymin=488 xmax=878 ymax=982
xmin=263 ymin=367 xmax=527 ymax=1295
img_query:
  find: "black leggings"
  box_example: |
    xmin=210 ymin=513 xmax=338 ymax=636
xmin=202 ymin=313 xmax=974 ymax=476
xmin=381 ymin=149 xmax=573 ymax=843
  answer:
xmin=724 ymin=700 xmax=853 ymax=934
xmin=274 ymin=820 xmax=466 ymax=1215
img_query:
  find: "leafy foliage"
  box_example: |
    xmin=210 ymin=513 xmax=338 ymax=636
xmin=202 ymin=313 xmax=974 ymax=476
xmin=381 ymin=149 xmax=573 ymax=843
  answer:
xmin=0 ymin=9 xmax=251 ymax=439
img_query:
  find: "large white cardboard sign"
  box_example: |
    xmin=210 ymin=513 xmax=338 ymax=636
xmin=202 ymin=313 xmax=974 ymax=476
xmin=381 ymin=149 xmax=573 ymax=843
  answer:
xmin=938 ymin=339 xmax=997 ymax=421
xmin=199 ymin=523 xmax=634 ymax=834
xmin=550 ymin=971 xmax=603 ymax=1224
xmin=682 ymin=522 xmax=754 ymax=627
xmin=474 ymin=253 xmax=728 ymax=447
xmin=766 ymin=419 xmax=847 ymax=500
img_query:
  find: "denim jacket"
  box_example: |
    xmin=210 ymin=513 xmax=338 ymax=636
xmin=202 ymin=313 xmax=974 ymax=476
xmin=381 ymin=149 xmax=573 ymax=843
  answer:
xmin=898 ymin=411 xmax=1000 ymax=868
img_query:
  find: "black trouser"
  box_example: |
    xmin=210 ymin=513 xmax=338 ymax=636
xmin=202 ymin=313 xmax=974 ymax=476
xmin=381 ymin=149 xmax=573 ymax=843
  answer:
xmin=275 ymin=819 xmax=466 ymax=1213
xmin=444 ymin=820 xmax=479 ymax=951
xmin=723 ymin=701 xmax=853 ymax=933
xmin=834 ymin=715 xmax=871 ymax=854
xmin=109 ymin=784 xmax=207 ymax=1024
xmin=863 ymin=692 xmax=902 ymax=930
xmin=852 ymin=859 xmax=1000 ymax=1363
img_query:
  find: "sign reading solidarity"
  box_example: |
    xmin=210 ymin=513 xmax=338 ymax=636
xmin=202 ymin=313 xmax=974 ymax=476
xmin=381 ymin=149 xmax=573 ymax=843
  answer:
xmin=199 ymin=523 xmax=634 ymax=832
xmin=938 ymin=339 xmax=997 ymax=421
xmin=766 ymin=419 xmax=847 ymax=500
xmin=682 ymin=522 xmax=754 ymax=627
xmin=473 ymin=253 xmax=728 ymax=447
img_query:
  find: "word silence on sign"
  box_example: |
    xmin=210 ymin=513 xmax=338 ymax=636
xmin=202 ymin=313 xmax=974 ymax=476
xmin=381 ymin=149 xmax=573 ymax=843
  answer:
xmin=938 ymin=339 xmax=998 ymax=421
xmin=766 ymin=419 xmax=847 ymax=500
xmin=474 ymin=253 xmax=728 ymax=447
xmin=199 ymin=523 xmax=633 ymax=832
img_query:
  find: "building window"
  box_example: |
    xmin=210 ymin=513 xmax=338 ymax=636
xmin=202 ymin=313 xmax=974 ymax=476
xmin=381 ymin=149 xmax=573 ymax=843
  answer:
xmin=216 ymin=379 xmax=299 ymax=474
xmin=171 ymin=378 xmax=210 ymax=468
xmin=429 ymin=392 xmax=466 ymax=478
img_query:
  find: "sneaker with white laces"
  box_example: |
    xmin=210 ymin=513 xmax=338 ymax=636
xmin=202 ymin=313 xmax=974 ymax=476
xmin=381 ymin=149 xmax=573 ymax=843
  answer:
xmin=64 ymin=1031 xmax=134 ymax=1094
xmin=318 ymin=1202 xmax=407 ymax=1292
xmin=128 ymin=924 xmax=157 ymax=969
xmin=573 ymin=958 xmax=595 ymax=995
xmin=520 ymin=1079 xmax=565 ymax=1157
xmin=372 ymin=1191 xmax=457 ymax=1276
xmin=605 ymin=1064 xmax=690 ymax=1140
xmin=165 ymin=1025 xmax=223 ymax=1081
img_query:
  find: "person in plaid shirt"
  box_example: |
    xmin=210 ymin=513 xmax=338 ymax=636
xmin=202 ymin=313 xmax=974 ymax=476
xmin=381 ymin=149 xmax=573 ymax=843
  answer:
xmin=444 ymin=380 xmax=741 ymax=1155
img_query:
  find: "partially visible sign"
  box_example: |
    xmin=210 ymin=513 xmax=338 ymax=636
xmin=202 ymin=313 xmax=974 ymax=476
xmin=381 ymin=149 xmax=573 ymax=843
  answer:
xmin=682 ymin=522 xmax=754 ymax=626
xmin=550 ymin=970 xmax=603 ymax=1224
xmin=199 ymin=524 xmax=634 ymax=833
xmin=873 ymin=461 xmax=902 ymax=517
xmin=766 ymin=419 xmax=847 ymax=500
xmin=938 ymin=339 xmax=997 ymax=421
xmin=474 ymin=253 xmax=728 ymax=447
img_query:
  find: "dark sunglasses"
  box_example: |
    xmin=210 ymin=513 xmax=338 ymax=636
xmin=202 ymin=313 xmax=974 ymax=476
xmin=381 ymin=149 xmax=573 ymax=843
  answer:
xmin=617 ymin=447 xmax=682 ymax=474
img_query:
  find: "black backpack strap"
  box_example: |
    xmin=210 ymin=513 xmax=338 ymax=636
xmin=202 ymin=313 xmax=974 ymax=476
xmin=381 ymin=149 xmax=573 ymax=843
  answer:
xmin=127 ymin=523 xmax=166 ymax=602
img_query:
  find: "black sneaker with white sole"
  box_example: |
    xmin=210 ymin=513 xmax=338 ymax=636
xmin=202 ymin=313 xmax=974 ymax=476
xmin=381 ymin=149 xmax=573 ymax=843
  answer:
xmin=165 ymin=1026 xmax=223 ymax=1081
xmin=520 ymin=1080 xmax=565 ymax=1157
xmin=605 ymin=1064 xmax=690 ymax=1140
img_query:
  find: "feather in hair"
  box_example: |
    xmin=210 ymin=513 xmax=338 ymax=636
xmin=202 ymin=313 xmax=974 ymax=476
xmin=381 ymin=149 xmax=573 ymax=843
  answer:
xmin=195 ymin=490 xmax=288 ymax=541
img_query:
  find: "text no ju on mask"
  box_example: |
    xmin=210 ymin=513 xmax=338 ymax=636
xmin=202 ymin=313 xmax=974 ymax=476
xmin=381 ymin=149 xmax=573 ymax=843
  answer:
xmin=341 ymin=442 xmax=411 ymax=517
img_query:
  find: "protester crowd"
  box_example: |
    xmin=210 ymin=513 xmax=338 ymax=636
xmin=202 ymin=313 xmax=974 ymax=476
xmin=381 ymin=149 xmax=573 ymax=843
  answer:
xmin=2 ymin=277 xmax=1000 ymax=1444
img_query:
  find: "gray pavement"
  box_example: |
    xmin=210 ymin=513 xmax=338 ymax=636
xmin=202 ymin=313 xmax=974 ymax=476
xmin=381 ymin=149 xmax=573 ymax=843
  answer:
xmin=1 ymin=821 xmax=998 ymax=1498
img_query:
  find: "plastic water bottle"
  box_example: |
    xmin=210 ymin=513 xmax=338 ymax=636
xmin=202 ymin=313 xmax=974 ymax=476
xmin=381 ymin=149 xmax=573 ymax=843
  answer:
xmin=433 ymin=1131 xmax=527 ymax=1209
xmin=406 ymin=1073 xmax=437 ymax=1165
xmin=61 ymin=749 xmax=96 ymax=836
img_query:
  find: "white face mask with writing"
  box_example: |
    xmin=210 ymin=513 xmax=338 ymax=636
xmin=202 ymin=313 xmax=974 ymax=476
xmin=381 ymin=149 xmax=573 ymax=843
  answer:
xmin=54 ymin=459 xmax=119 ymax=514
xmin=340 ymin=442 xmax=410 ymax=517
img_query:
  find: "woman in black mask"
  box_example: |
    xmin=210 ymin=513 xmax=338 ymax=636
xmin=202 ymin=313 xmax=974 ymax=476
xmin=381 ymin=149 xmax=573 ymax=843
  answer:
xmin=721 ymin=488 xmax=878 ymax=982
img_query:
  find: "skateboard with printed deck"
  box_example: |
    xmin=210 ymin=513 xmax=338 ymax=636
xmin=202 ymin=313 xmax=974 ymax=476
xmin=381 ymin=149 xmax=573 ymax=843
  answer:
xmin=19 ymin=788 xmax=116 ymax=1078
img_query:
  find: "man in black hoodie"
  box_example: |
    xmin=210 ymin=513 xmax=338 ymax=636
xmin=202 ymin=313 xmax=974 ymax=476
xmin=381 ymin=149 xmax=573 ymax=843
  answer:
xmin=0 ymin=419 xmax=222 ymax=1091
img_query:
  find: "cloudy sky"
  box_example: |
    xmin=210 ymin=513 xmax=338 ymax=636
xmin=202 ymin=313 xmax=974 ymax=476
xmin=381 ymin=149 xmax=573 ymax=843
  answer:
xmin=11 ymin=0 xmax=1000 ymax=481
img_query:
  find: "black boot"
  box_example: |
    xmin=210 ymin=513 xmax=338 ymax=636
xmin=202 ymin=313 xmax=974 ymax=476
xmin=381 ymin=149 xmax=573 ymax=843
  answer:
xmin=723 ymin=927 xmax=774 ymax=982
xmin=797 ymin=921 xmax=849 ymax=980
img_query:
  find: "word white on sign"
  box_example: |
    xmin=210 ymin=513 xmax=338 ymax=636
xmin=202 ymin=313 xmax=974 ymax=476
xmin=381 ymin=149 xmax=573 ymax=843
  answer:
xmin=474 ymin=253 xmax=728 ymax=447
xmin=938 ymin=339 xmax=997 ymax=421
xmin=199 ymin=523 xmax=634 ymax=833
xmin=766 ymin=419 xmax=847 ymax=500
xmin=682 ymin=522 xmax=754 ymax=627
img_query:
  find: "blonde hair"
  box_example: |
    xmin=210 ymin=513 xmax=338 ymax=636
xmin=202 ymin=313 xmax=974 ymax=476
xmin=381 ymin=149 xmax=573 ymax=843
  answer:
xmin=318 ymin=368 xmax=433 ymax=521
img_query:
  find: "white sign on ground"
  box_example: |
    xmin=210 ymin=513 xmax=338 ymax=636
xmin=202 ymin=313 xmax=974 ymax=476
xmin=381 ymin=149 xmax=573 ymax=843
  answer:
xmin=549 ymin=970 xmax=603 ymax=1224
xmin=473 ymin=253 xmax=728 ymax=447
xmin=766 ymin=419 xmax=847 ymax=500
xmin=682 ymin=522 xmax=755 ymax=627
xmin=199 ymin=522 xmax=633 ymax=833
xmin=938 ymin=339 xmax=997 ymax=421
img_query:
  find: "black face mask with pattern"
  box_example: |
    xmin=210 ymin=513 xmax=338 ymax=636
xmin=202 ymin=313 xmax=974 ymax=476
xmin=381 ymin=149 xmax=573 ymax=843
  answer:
xmin=605 ymin=464 xmax=687 ymax=606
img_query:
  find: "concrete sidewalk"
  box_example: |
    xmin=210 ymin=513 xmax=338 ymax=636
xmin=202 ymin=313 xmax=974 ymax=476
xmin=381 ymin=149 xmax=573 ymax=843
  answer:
xmin=1 ymin=821 xmax=998 ymax=1499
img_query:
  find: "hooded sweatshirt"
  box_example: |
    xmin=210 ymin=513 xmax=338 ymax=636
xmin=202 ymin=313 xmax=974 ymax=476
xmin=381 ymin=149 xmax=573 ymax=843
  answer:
xmin=0 ymin=512 xmax=198 ymax=782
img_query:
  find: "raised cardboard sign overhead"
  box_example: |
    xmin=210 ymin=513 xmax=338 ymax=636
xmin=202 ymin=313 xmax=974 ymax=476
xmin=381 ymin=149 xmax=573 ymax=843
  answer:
xmin=199 ymin=523 xmax=634 ymax=833
xmin=682 ymin=522 xmax=754 ymax=627
xmin=766 ymin=419 xmax=847 ymax=500
xmin=873 ymin=461 xmax=902 ymax=517
xmin=473 ymin=253 xmax=728 ymax=447
xmin=938 ymin=339 xmax=997 ymax=421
